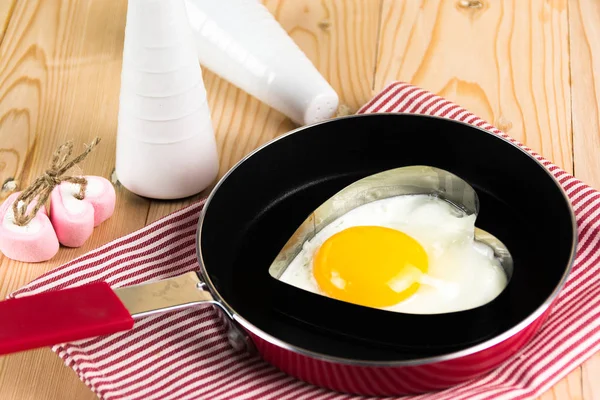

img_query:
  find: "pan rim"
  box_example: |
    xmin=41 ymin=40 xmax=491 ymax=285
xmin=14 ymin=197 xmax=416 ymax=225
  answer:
xmin=196 ymin=113 xmax=578 ymax=367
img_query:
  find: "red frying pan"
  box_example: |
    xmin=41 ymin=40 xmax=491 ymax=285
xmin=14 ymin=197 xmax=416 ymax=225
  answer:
xmin=0 ymin=114 xmax=576 ymax=396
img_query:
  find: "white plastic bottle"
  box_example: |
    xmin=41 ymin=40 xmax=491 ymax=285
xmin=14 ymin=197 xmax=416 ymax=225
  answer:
xmin=184 ymin=0 xmax=339 ymax=126
xmin=116 ymin=0 xmax=219 ymax=199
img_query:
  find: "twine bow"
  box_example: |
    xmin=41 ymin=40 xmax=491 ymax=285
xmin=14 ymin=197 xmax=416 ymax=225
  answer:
xmin=12 ymin=137 xmax=101 ymax=226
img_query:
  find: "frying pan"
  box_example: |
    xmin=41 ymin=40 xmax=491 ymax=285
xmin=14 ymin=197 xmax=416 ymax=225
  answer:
xmin=0 ymin=114 xmax=577 ymax=396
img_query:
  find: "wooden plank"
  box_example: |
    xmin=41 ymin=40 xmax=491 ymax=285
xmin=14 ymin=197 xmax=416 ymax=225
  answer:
xmin=375 ymin=0 xmax=572 ymax=172
xmin=582 ymin=353 xmax=600 ymax=400
xmin=146 ymin=0 xmax=381 ymax=223
xmin=571 ymin=0 xmax=600 ymax=189
xmin=0 ymin=350 xmax=95 ymax=400
xmin=569 ymin=1 xmax=600 ymax=400
xmin=538 ymin=367 xmax=583 ymax=400
xmin=0 ymin=0 xmax=16 ymax=44
xmin=0 ymin=0 xmax=145 ymax=399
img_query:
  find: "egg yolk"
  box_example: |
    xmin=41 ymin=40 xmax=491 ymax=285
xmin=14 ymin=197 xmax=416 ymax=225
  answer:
xmin=313 ymin=226 xmax=428 ymax=308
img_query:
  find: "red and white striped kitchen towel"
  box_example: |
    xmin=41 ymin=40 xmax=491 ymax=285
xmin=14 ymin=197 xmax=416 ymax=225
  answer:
xmin=11 ymin=82 xmax=600 ymax=399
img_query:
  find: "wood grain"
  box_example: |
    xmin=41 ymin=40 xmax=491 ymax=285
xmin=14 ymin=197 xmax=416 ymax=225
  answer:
xmin=0 ymin=350 xmax=95 ymax=400
xmin=375 ymin=0 xmax=572 ymax=173
xmin=0 ymin=0 xmax=16 ymax=44
xmin=537 ymin=367 xmax=583 ymax=400
xmin=582 ymin=353 xmax=600 ymax=400
xmin=569 ymin=1 xmax=600 ymax=399
xmin=570 ymin=0 xmax=600 ymax=189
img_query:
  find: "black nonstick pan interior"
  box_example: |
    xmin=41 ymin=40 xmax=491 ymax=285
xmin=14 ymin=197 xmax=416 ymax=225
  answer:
xmin=199 ymin=114 xmax=575 ymax=361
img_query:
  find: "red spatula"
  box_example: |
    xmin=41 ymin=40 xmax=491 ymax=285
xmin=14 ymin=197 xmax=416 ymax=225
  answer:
xmin=0 ymin=272 xmax=212 ymax=355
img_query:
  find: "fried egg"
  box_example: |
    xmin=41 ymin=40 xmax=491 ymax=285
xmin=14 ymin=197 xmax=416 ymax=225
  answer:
xmin=279 ymin=194 xmax=508 ymax=314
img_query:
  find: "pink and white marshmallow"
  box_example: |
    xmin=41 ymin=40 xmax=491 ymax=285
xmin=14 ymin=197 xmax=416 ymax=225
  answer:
xmin=0 ymin=192 xmax=60 ymax=262
xmin=50 ymin=176 xmax=116 ymax=248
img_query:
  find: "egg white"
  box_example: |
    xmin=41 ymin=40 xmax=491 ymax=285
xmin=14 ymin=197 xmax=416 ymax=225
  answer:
xmin=279 ymin=194 xmax=508 ymax=314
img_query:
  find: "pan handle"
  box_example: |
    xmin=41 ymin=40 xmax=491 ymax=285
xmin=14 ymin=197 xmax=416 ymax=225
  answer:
xmin=0 ymin=282 xmax=134 ymax=355
xmin=0 ymin=272 xmax=255 ymax=356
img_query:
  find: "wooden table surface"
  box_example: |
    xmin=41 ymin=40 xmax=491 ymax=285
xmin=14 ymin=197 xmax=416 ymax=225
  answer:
xmin=0 ymin=0 xmax=599 ymax=399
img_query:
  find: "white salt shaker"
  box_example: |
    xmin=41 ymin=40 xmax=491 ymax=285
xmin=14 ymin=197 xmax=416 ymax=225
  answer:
xmin=116 ymin=0 xmax=219 ymax=200
xmin=184 ymin=0 xmax=339 ymax=126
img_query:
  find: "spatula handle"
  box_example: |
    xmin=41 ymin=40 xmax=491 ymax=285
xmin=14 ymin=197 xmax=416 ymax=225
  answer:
xmin=0 ymin=282 xmax=134 ymax=355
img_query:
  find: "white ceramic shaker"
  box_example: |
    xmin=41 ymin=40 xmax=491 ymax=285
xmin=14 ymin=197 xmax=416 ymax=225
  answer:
xmin=116 ymin=0 xmax=219 ymax=199
xmin=184 ymin=0 xmax=339 ymax=126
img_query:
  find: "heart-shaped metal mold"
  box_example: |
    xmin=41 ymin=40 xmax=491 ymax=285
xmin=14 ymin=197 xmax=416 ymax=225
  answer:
xmin=269 ymin=165 xmax=513 ymax=307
